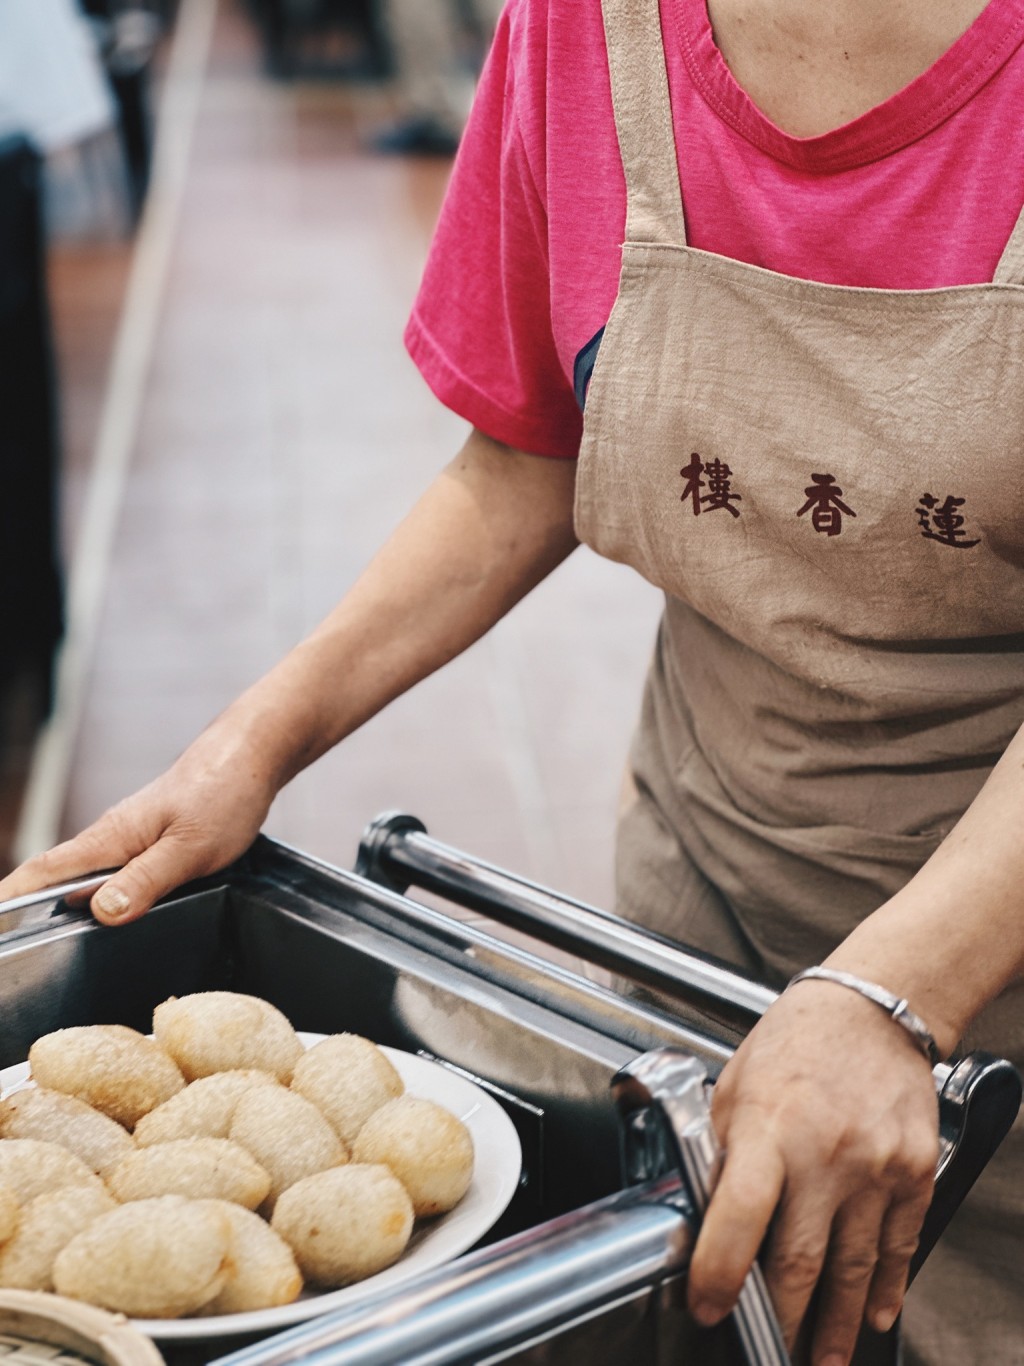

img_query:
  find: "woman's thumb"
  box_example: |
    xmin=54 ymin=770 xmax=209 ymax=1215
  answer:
xmin=90 ymin=842 xmax=193 ymax=925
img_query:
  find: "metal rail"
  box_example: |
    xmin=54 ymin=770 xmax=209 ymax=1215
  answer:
xmin=212 ymin=1176 xmax=693 ymax=1366
xmin=0 ymin=872 xmax=114 ymax=934
xmin=353 ymin=817 xmax=1022 ymax=1277
xmin=0 ymin=842 xmax=1019 ymax=1366
xmin=208 ymin=1048 xmax=1019 ymax=1366
xmin=357 ymin=813 xmax=776 ymax=1031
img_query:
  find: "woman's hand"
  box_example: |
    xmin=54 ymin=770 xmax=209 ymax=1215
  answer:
xmin=0 ymin=719 xmax=277 ymax=924
xmin=687 ymin=980 xmax=939 ymax=1366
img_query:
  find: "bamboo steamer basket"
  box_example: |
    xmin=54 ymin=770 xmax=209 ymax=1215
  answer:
xmin=0 ymin=1291 xmax=163 ymax=1365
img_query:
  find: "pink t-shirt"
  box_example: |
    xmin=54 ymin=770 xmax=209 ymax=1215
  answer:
xmin=406 ymin=0 xmax=1024 ymax=459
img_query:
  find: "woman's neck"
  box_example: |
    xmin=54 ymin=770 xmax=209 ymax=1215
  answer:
xmin=705 ymin=0 xmax=992 ymax=136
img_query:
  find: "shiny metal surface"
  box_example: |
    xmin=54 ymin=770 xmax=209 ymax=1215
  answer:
xmin=913 ymin=1049 xmax=1022 ymax=1277
xmin=358 ymin=814 xmax=778 ymax=1039
xmin=353 ymin=817 xmax=1010 ymax=1215
xmin=0 ymin=871 xmax=114 ymax=934
xmin=614 ymin=1051 xmax=790 ymax=1366
xmin=258 ymin=836 xmax=735 ymax=1074
xmin=0 ymin=833 xmax=1018 ymax=1366
xmin=212 ymin=1177 xmax=694 ymax=1366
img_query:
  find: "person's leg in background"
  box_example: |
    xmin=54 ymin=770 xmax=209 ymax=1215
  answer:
xmin=373 ymin=0 xmax=467 ymax=154
xmin=0 ymin=135 xmax=63 ymax=871
xmin=371 ymin=0 xmax=502 ymax=155
xmin=0 ymin=136 xmax=63 ymax=709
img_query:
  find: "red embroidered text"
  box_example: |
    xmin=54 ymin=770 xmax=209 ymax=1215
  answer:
xmin=917 ymin=493 xmax=980 ymax=549
xmin=796 ymin=473 xmax=856 ymax=537
xmin=680 ymin=452 xmax=742 ymax=518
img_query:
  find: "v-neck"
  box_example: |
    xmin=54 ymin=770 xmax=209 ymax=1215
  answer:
xmin=665 ymin=0 xmax=1024 ymax=171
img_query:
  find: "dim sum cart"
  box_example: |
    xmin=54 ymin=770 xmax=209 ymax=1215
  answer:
xmin=0 ymin=812 xmax=1018 ymax=1366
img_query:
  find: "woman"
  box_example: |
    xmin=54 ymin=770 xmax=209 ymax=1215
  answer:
xmin=4 ymin=0 xmax=1024 ymax=1361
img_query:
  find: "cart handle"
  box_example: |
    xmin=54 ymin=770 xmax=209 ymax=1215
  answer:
xmin=357 ymin=811 xmax=776 ymax=1033
xmin=210 ymin=1175 xmax=694 ymax=1366
xmin=357 ymin=814 xmax=1022 ymax=1281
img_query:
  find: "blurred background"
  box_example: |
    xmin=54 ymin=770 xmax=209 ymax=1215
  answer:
xmin=0 ymin=0 xmax=661 ymax=925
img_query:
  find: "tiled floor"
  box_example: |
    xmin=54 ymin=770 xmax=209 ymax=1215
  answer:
xmin=40 ymin=0 xmax=664 ymax=924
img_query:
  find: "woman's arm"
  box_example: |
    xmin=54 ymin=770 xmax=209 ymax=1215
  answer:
xmin=824 ymin=728 xmax=1024 ymax=1053
xmin=689 ymin=739 xmax=1024 ymax=1364
xmin=0 ymin=429 xmax=578 ymax=923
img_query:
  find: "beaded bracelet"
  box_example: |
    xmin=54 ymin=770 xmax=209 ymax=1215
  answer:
xmin=786 ymin=966 xmax=943 ymax=1067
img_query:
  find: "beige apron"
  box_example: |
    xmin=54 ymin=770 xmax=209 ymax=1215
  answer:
xmin=577 ymin=0 xmax=1024 ymax=1360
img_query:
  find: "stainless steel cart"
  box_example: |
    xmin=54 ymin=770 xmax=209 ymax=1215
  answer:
xmin=0 ymin=813 xmax=1018 ymax=1366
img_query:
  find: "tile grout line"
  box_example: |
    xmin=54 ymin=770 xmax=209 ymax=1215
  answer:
xmin=14 ymin=0 xmax=219 ymax=862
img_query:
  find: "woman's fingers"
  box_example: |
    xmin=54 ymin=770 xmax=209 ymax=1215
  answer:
xmin=695 ymin=1169 xmax=928 ymax=1365
xmin=805 ymin=1194 xmax=888 ymax=1365
xmin=762 ymin=1190 xmax=841 ymax=1348
xmin=0 ymin=723 xmax=279 ymax=925
xmin=0 ymin=793 xmax=240 ymax=926
xmin=809 ymin=1169 xmax=933 ymax=1364
xmin=0 ymin=811 xmax=145 ymax=903
xmin=0 ymin=808 xmax=184 ymax=927
xmin=89 ymin=833 xmax=203 ymax=924
xmin=687 ymin=1121 xmax=785 ymax=1326
xmin=865 ymin=1170 xmax=936 ymax=1333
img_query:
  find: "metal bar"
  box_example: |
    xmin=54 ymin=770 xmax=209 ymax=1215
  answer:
xmin=913 ymin=1051 xmax=1022 ymax=1279
xmin=0 ymin=872 xmax=113 ymax=933
xmin=354 ymin=824 xmax=1020 ymax=1333
xmin=212 ymin=1177 xmax=693 ymax=1366
xmin=355 ymin=821 xmax=966 ymax=1094
xmin=357 ymin=814 xmax=776 ymax=1030
xmin=0 ymin=847 xmax=738 ymax=1077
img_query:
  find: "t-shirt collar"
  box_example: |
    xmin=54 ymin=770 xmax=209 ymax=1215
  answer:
xmin=666 ymin=0 xmax=1024 ymax=171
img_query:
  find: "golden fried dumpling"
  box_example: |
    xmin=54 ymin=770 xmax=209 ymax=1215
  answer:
xmin=0 ymin=1140 xmax=104 ymax=1205
xmin=0 ymin=1182 xmax=116 ymax=1290
xmin=271 ymin=1164 xmax=412 ymax=1287
xmin=29 ymin=1025 xmax=184 ymax=1128
xmin=153 ymin=993 xmax=302 ymax=1084
xmin=0 ymin=1184 xmax=18 ymax=1244
xmin=229 ymin=1086 xmax=346 ymax=1209
xmin=134 ymin=1070 xmax=280 ymax=1146
xmin=53 ymin=1196 xmax=232 ymax=1319
xmin=352 ymin=1096 xmax=474 ymax=1216
xmin=0 ymin=1087 xmax=134 ymax=1175
xmin=106 ymin=1138 xmax=272 ymax=1210
xmin=290 ymin=1034 xmax=403 ymax=1146
xmin=197 ymin=1201 xmax=303 ymax=1315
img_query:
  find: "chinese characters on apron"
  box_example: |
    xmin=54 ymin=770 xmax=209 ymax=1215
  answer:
xmin=575 ymin=0 xmax=1024 ymax=1359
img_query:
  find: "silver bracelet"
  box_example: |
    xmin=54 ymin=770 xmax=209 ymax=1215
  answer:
xmin=786 ymin=966 xmax=943 ymax=1067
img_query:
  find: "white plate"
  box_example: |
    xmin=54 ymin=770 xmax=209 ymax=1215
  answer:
xmin=0 ymin=1034 xmax=522 ymax=1340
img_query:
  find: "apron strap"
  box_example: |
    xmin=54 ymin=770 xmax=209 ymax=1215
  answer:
xmin=601 ymin=0 xmax=688 ymax=246
xmin=993 ymin=201 xmax=1024 ymax=285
